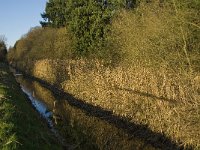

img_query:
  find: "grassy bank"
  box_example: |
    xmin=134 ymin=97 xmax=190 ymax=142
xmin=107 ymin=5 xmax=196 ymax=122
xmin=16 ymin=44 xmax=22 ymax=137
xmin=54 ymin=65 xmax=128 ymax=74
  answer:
xmin=0 ymin=62 xmax=63 ymax=150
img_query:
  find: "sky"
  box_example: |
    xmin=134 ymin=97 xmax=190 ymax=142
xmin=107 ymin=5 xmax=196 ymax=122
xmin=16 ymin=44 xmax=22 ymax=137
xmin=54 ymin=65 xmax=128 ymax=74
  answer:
xmin=0 ymin=0 xmax=47 ymax=47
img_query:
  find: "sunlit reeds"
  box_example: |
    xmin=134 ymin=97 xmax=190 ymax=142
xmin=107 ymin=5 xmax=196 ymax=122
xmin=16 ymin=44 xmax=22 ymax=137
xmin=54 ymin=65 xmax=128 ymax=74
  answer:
xmin=17 ymin=58 xmax=199 ymax=149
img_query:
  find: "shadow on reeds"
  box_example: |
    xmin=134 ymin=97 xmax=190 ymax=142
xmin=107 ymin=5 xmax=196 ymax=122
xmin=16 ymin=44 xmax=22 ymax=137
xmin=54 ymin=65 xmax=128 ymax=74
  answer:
xmin=116 ymin=87 xmax=178 ymax=104
xmin=16 ymin=70 xmax=192 ymax=150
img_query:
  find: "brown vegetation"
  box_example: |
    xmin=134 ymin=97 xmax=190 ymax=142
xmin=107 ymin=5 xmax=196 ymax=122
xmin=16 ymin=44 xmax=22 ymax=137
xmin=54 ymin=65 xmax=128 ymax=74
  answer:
xmin=7 ymin=0 xmax=200 ymax=149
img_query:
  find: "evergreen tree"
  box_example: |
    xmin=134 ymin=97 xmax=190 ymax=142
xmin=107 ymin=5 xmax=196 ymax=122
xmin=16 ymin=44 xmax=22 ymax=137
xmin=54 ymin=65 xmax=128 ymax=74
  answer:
xmin=68 ymin=0 xmax=113 ymax=56
xmin=40 ymin=0 xmax=114 ymax=58
xmin=40 ymin=0 xmax=69 ymax=27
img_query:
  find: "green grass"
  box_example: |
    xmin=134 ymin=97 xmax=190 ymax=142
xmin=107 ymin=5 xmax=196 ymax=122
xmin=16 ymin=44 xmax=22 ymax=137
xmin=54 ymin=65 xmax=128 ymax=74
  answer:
xmin=0 ymin=62 xmax=63 ymax=150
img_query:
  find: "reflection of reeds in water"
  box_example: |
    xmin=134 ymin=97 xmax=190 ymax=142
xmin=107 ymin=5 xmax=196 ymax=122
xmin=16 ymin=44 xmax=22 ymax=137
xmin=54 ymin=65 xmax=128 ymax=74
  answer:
xmin=53 ymin=101 xmax=62 ymax=125
xmin=33 ymin=81 xmax=56 ymax=109
xmin=32 ymin=82 xmax=61 ymax=125
xmin=54 ymin=98 xmax=156 ymax=150
xmin=29 ymin=79 xmax=156 ymax=150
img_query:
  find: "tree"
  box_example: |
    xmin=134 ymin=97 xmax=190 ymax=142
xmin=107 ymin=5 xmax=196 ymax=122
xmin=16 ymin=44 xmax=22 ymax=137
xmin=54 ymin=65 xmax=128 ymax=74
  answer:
xmin=40 ymin=0 xmax=114 ymax=58
xmin=40 ymin=0 xmax=69 ymax=28
xmin=0 ymin=35 xmax=7 ymax=62
xmin=67 ymin=0 xmax=113 ymax=56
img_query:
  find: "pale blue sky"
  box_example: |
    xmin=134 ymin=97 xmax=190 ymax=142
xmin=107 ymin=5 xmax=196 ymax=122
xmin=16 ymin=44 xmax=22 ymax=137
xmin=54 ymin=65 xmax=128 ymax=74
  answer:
xmin=0 ymin=0 xmax=47 ymax=47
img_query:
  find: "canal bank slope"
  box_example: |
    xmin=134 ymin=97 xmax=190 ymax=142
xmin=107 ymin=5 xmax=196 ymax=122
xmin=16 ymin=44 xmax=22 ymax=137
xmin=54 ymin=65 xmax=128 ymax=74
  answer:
xmin=0 ymin=62 xmax=63 ymax=150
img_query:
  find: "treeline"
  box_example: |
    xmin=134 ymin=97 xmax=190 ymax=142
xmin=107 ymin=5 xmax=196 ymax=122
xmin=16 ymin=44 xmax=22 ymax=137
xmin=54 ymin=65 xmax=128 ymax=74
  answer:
xmin=8 ymin=0 xmax=200 ymax=71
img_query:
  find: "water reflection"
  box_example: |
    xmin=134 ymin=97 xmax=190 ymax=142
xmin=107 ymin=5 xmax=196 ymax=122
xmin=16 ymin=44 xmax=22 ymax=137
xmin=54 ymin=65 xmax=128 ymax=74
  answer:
xmin=16 ymin=75 xmax=157 ymax=150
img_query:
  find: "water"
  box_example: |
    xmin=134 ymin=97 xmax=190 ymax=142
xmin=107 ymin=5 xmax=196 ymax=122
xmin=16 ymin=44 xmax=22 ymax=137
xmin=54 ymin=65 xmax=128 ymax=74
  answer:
xmin=21 ymin=87 xmax=53 ymax=126
xmin=13 ymin=70 xmax=158 ymax=150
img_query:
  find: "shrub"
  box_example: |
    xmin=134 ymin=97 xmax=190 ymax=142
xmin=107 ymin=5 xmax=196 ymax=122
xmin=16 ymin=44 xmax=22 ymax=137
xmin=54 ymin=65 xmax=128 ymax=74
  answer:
xmin=111 ymin=0 xmax=200 ymax=72
xmin=8 ymin=27 xmax=74 ymax=62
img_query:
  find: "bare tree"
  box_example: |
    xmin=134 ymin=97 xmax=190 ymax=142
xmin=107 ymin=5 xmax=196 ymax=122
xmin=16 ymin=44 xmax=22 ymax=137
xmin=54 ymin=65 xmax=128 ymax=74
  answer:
xmin=0 ymin=35 xmax=7 ymax=43
xmin=0 ymin=35 xmax=7 ymax=62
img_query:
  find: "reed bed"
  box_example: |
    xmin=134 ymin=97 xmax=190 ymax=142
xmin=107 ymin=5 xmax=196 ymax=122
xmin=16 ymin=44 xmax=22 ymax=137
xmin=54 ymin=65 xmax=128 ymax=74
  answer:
xmin=15 ymin=58 xmax=200 ymax=149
